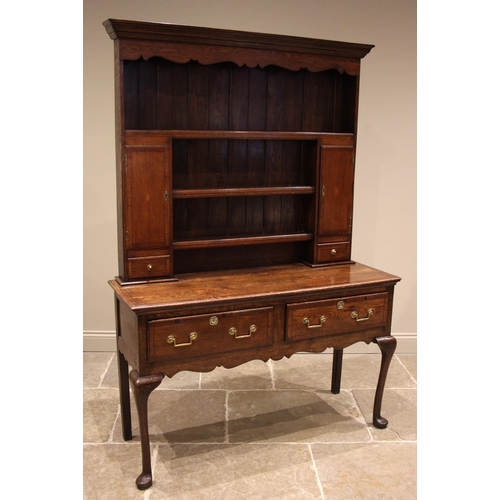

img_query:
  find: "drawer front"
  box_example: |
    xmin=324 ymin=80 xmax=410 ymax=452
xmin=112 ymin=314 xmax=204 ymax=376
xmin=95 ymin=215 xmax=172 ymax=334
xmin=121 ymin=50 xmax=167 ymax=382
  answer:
xmin=127 ymin=254 xmax=171 ymax=279
xmin=316 ymin=242 xmax=351 ymax=263
xmin=286 ymin=293 xmax=388 ymax=341
xmin=148 ymin=307 xmax=273 ymax=361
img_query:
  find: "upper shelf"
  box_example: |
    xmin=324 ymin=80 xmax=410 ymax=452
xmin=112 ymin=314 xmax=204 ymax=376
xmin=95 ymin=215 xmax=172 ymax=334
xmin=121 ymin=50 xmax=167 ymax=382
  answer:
xmin=103 ymin=19 xmax=374 ymax=74
xmin=173 ymin=186 xmax=315 ymax=199
xmin=124 ymin=130 xmax=354 ymax=145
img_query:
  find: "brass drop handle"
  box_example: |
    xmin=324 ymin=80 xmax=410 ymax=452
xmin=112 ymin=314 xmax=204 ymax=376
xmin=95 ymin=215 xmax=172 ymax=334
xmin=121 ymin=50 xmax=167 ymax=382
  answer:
xmin=167 ymin=332 xmax=197 ymax=347
xmin=351 ymin=309 xmax=374 ymax=322
xmin=303 ymin=315 xmax=326 ymax=328
xmin=229 ymin=324 xmax=256 ymax=339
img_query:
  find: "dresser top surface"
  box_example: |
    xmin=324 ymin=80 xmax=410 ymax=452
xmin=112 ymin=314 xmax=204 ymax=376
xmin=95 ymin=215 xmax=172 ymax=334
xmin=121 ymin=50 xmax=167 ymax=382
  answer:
xmin=109 ymin=262 xmax=400 ymax=313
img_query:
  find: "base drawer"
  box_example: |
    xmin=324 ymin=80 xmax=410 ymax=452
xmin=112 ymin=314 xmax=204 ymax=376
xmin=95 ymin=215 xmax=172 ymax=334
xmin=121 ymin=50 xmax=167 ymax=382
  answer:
xmin=148 ymin=307 xmax=273 ymax=361
xmin=286 ymin=293 xmax=388 ymax=341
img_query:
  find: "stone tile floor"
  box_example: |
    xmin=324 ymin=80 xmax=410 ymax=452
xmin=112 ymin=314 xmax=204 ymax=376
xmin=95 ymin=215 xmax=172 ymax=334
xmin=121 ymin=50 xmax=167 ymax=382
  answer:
xmin=84 ymin=352 xmax=416 ymax=499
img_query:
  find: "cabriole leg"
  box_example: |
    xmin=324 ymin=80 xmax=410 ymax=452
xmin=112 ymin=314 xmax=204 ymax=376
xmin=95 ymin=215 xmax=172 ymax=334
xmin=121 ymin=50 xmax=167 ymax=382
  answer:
xmin=129 ymin=370 xmax=164 ymax=490
xmin=373 ymin=335 xmax=397 ymax=429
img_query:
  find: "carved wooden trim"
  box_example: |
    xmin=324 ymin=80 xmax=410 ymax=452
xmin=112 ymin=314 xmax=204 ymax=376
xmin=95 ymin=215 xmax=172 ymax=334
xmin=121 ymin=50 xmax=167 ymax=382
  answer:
xmin=104 ymin=19 xmax=373 ymax=57
xmin=104 ymin=19 xmax=372 ymax=75
xmin=118 ymin=39 xmax=361 ymax=74
xmin=150 ymin=328 xmax=385 ymax=378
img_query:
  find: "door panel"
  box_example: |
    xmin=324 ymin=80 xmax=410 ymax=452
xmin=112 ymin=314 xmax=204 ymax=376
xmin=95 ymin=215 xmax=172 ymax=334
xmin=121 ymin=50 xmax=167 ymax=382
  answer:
xmin=124 ymin=145 xmax=172 ymax=279
xmin=318 ymin=144 xmax=354 ymax=236
xmin=125 ymin=146 xmax=170 ymax=250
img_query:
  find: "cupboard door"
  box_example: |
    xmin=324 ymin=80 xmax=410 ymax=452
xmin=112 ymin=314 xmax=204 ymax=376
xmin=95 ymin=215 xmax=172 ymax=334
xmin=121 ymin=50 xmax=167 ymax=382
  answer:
xmin=318 ymin=144 xmax=354 ymax=236
xmin=124 ymin=146 xmax=172 ymax=278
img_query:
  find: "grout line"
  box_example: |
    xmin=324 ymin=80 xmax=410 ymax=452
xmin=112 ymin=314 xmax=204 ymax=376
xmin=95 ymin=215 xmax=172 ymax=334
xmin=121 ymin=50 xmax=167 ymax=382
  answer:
xmin=107 ymin=404 xmax=121 ymax=443
xmin=348 ymin=388 xmax=376 ymax=443
xmin=268 ymin=359 xmax=276 ymax=390
xmin=84 ymin=439 xmax=417 ymax=447
xmin=366 ymin=423 xmax=375 ymax=441
xmin=345 ymin=388 xmax=370 ymax=428
xmin=84 ymin=442 xmax=143 ymax=446
xmin=395 ymin=354 xmax=418 ymax=385
xmin=225 ymin=391 xmax=230 ymax=443
xmin=307 ymin=443 xmax=326 ymax=500
xmin=154 ymin=388 xmax=337 ymax=392
xmin=105 ymin=385 xmax=417 ymax=393
xmin=84 ymin=439 xmax=417 ymax=446
xmin=98 ymin=352 xmax=115 ymax=389
xmin=128 ymin=386 xmax=366 ymax=392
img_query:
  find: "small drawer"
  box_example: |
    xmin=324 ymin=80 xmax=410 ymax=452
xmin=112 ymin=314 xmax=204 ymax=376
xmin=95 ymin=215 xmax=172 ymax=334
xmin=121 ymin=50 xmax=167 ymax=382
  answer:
xmin=316 ymin=242 xmax=350 ymax=263
xmin=286 ymin=293 xmax=388 ymax=341
xmin=126 ymin=254 xmax=171 ymax=279
xmin=148 ymin=307 xmax=273 ymax=362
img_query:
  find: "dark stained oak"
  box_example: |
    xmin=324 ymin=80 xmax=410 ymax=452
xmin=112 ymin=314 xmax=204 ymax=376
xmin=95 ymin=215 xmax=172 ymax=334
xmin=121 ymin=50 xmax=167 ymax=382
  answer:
xmin=103 ymin=19 xmax=374 ymax=58
xmin=172 ymin=186 xmax=315 ymax=198
xmin=110 ymin=262 xmax=398 ymax=312
xmin=331 ymin=348 xmax=344 ymax=394
xmin=172 ymin=233 xmax=313 ymax=250
xmin=103 ymin=19 xmax=373 ymax=74
xmin=112 ymin=262 xmax=400 ymax=490
xmin=104 ymin=19 xmax=399 ymax=491
xmin=129 ymin=371 xmax=164 ymax=490
xmin=125 ymin=129 xmax=349 ymax=141
xmin=372 ymin=336 xmax=398 ymax=428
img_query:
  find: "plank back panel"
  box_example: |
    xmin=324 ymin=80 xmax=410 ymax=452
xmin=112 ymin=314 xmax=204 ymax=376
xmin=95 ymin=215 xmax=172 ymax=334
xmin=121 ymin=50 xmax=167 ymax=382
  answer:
xmin=122 ymin=58 xmax=355 ymax=133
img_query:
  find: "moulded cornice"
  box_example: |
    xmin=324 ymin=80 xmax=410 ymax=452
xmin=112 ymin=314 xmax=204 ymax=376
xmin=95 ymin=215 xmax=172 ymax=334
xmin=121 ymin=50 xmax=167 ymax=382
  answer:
xmin=103 ymin=18 xmax=373 ymax=75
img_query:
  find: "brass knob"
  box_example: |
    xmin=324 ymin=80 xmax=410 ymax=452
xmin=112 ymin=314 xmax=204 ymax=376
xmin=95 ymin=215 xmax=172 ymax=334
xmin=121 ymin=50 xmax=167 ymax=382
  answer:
xmin=331 ymin=249 xmax=337 ymax=255
xmin=209 ymin=316 xmax=218 ymax=326
xmin=147 ymin=264 xmax=153 ymax=270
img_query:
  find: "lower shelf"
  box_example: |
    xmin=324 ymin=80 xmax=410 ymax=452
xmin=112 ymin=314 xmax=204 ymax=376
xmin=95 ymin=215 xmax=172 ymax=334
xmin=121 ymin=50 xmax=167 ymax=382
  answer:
xmin=173 ymin=232 xmax=313 ymax=249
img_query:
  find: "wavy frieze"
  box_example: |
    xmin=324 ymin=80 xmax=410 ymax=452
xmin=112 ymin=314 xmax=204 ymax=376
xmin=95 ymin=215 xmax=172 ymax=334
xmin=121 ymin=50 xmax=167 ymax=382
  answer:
xmin=119 ymin=39 xmax=360 ymax=75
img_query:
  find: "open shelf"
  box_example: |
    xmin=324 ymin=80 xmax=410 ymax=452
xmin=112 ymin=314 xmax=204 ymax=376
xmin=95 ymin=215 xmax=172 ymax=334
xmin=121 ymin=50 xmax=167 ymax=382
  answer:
xmin=172 ymin=186 xmax=315 ymax=199
xmin=171 ymin=135 xmax=317 ymax=253
xmin=168 ymin=130 xmax=341 ymax=140
xmin=113 ymin=20 xmax=361 ymax=281
xmin=172 ymin=138 xmax=317 ymax=192
xmin=122 ymin=58 xmax=357 ymax=134
xmin=173 ymin=232 xmax=313 ymax=250
xmin=125 ymin=129 xmax=353 ymax=142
